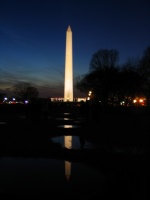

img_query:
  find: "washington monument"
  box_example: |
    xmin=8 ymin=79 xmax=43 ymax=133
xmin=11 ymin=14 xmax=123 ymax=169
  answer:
xmin=64 ymin=25 xmax=73 ymax=102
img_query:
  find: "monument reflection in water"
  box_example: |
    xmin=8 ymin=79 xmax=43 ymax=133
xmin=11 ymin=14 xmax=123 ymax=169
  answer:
xmin=0 ymin=132 xmax=104 ymax=198
xmin=64 ymin=135 xmax=72 ymax=181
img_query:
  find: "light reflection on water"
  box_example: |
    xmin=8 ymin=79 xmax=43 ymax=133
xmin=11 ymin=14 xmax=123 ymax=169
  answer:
xmin=0 ymin=113 xmax=105 ymax=198
xmin=51 ymin=135 xmax=97 ymax=149
xmin=0 ymin=157 xmax=104 ymax=199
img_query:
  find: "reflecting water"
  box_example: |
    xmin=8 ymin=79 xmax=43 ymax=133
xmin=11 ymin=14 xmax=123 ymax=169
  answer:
xmin=57 ymin=124 xmax=80 ymax=128
xmin=0 ymin=110 xmax=145 ymax=199
xmin=63 ymin=113 xmax=70 ymax=115
xmin=51 ymin=135 xmax=97 ymax=149
xmin=0 ymin=157 xmax=104 ymax=199
xmin=64 ymin=135 xmax=72 ymax=149
xmin=55 ymin=117 xmax=73 ymax=120
xmin=0 ymin=134 xmax=103 ymax=199
xmin=0 ymin=122 xmax=6 ymax=124
xmin=64 ymin=135 xmax=72 ymax=181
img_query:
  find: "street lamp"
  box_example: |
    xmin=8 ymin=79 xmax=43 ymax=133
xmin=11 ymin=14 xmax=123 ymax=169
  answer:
xmin=87 ymin=91 xmax=92 ymax=100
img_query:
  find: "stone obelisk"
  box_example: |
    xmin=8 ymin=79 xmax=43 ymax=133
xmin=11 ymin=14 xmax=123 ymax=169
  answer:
xmin=64 ymin=25 xmax=73 ymax=102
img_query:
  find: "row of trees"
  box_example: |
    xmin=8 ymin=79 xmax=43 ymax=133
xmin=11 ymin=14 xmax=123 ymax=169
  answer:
xmin=0 ymin=83 xmax=39 ymax=102
xmin=75 ymin=46 xmax=150 ymax=106
xmin=12 ymin=82 xmax=39 ymax=101
xmin=1 ymin=46 xmax=150 ymax=106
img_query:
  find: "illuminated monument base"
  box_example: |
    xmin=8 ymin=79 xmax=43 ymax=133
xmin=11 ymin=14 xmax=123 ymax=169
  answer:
xmin=64 ymin=25 xmax=73 ymax=102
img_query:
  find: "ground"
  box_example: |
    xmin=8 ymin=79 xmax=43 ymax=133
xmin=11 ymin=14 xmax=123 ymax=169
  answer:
xmin=0 ymin=104 xmax=148 ymax=199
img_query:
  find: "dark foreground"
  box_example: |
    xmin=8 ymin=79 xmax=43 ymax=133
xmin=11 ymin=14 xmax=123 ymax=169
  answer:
xmin=0 ymin=103 xmax=148 ymax=199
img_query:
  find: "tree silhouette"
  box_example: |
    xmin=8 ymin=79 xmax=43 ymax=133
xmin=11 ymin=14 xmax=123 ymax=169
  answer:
xmin=12 ymin=82 xmax=39 ymax=101
xmin=76 ymin=49 xmax=120 ymax=106
xmin=138 ymin=46 xmax=150 ymax=105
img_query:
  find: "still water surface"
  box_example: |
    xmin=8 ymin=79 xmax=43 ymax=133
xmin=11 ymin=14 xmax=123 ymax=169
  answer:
xmin=0 ymin=157 xmax=105 ymax=199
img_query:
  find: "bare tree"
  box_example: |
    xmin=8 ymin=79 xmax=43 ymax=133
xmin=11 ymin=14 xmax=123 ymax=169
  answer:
xmin=89 ymin=49 xmax=119 ymax=71
xmin=138 ymin=46 xmax=150 ymax=105
xmin=13 ymin=82 xmax=39 ymax=101
xmin=76 ymin=49 xmax=120 ymax=105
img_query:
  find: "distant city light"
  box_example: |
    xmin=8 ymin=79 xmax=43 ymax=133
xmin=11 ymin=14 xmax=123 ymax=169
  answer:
xmin=87 ymin=91 xmax=92 ymax=100
xmin=133 ymin=98 xmax=145 ymax=105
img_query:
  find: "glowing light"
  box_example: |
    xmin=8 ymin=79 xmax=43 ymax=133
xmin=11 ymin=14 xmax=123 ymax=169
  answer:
xmin=133 ymin=97 xmax=145 ymax=105
xmin=64 ymin=125 xmax=73 ymax=128
xmin=87 ymin=90 xmax=92 ymax=100
xmin=64 ymin=25 xmax=73 ymax=102
xmin=139 ymin=99 xmax=143 ymax=102
xmin=88 ymin=91 xmax=92 ymax=96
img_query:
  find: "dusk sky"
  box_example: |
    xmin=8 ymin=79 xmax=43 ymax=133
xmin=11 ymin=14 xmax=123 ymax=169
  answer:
xmin=0 ymin=0 xmax=150 ymax=98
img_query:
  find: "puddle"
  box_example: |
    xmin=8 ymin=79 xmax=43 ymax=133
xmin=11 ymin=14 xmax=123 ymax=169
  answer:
xmin=51 ymin=135 xmax=97 ymax=149
xmin=0 ymin=157 xmax=104 ymax=199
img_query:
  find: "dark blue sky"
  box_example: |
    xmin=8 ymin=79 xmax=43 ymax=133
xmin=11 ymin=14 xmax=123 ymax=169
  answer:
xmin=0 ymin=0 xmax=150 ymax=98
